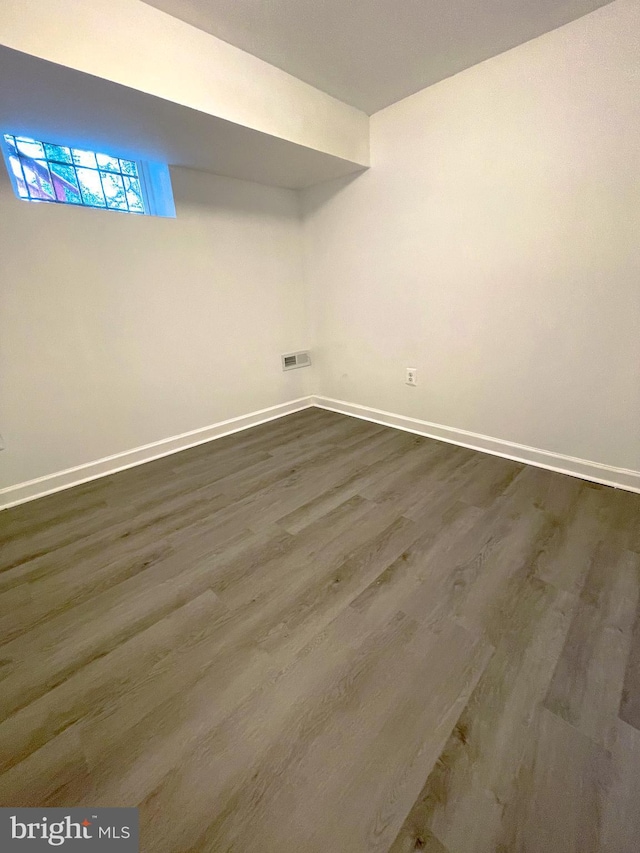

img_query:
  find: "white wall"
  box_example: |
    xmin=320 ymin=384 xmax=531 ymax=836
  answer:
xmin=2 ymin=0 xmax=638 ymax=497
xmin=0 ymin=0 xmax=368 ymax=167
xmin=302 ymin=0 xmax=640 ymax=472
xmin=0 ymin=166 xmax=310 ymax=489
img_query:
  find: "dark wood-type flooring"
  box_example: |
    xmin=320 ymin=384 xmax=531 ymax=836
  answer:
xmin=1 ymin=407 xmax=639 ymax=852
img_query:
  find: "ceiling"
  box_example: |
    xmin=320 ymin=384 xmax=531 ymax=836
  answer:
xmin=0 ymin=47 xmax=366 ymax=189
xmin=142 ymin=0 xmax=613 ymax=114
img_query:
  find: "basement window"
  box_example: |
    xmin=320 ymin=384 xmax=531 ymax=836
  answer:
xmin=1 ymin=134 xmax=175 ymax=217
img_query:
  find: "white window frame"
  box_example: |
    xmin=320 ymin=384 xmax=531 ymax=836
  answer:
xmin=0 ymin=133 xmax=175 ymax=218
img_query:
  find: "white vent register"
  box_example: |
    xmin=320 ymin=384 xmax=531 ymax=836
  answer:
xmin=281 ymin=351 xmax=311 ymax=371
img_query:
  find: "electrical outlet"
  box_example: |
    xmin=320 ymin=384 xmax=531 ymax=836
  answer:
xmin=406 ymin=368 xmax=417 ymax=386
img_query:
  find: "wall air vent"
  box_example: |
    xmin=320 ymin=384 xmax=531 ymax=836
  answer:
xmin=282 ymin=351 xmax=311 ymax=371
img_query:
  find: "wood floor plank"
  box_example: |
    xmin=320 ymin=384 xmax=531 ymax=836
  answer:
xmin=257 ymin=513 xmax=422 ymax=658
xmin=451 ymin=504 xmax=552 ymax=644
xmin=544 ymin=545 xmax=640 ymax=747
xmin=78 ymin=638 xmax=272 ymax=808
xmin=391 ymin=826 xmax=453 ymax=853
xmin=0 ymin=538 xmax=175 ymax=644
xmin=277 ymin=432 xmax=431 ymax=534
xmin=498 ymin=465 xmax=585 ymax=521
xmin=453 ymin=454 xmax=524 ymax=509
xmin=0 ymin=525 xmax=284 ymax=718
xmin=399 ymin=453 xmax=487 ymax=523
xmin=0 ymin=726 xmax=92 ymax=808
xmin=601 ymin=719 xmax=640 ymax=853
xmin=389 ymin=576 xmax=575 ymax=853
xmin=214 ymin=498 xmax=407 ymax=612
xmin=0 ymin=481 xmax=109 ymax=540
xmin=0 ymin=486 xmax=233 ymax=591
xmin=0 ymin=408 xmax=638 ymax=852
xmin=534 ymin=485 xmax=611 ymax=595
xmin=596 ymin=488 xmax=640 ymax=554
xmin=348 ymin=502 xmax=488 ymax=629
xmin=207 ymin=494 xmax=374 ymax=603
xmin=619 ymin=580 xmax=640 ymax=731
xmin=186 ymin=433 xmax=416 ymax=536
xmin=505 ymin=708 xmax=612 ymax=853
xmin=138 ymin=612 xmax=491 ymax=853
xmin=357 ymin=438 xmax=460 ymax=503
xmin=0 ymin=590 xmax=227 ymax=776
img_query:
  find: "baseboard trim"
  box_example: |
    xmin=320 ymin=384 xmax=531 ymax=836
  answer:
xmin=312 ymin=395 xmax=640 ymax=494
xmin=0 ymin=397 xmax=315 ymax=511
xmin=3 ymin=393 xmax=638 ymax=510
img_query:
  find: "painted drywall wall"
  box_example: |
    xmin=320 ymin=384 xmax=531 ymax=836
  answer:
xmin=302 ymin=0 xmax=640 ymax=471
xmin=0 ymin=166 xmax=311 ymax=488
xmin=0 ymin=0 xmax=368 ymax=167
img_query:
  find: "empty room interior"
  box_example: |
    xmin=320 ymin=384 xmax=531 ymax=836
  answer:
xmin=1 ymin=0 xmax=639 ymax=850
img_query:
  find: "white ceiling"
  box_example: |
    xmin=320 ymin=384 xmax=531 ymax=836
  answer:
xmin=142 ymin=0 xmax=613 ymax=114
xmin=0 ymin=47 xmax=366 ymax=189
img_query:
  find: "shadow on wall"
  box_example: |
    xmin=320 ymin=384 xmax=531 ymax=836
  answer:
xmin=169 ymin=165 xmax=301 ymax=218
xmin=301 ymin=170 xmax=366 ymax=217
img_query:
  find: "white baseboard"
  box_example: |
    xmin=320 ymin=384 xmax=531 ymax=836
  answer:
xmin=0 ymin=397 xmax=314 ymax=511
xmin=312 ymin=396 xmax=640 ymax=494
xmin=3 ymin=393 xmax=638 ymax=510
